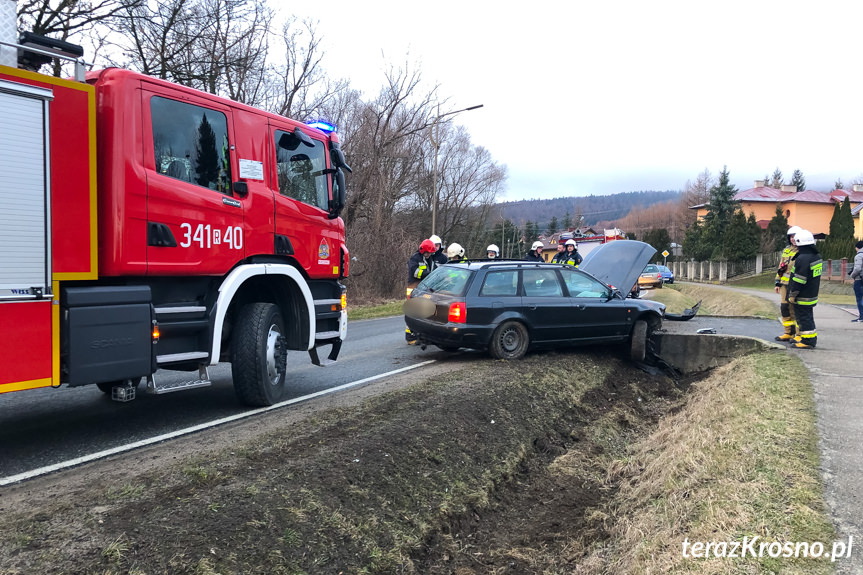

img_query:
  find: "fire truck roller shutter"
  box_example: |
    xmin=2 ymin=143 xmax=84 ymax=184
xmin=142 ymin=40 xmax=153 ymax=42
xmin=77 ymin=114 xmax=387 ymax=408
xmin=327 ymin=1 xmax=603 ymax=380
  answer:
xmin=0 ymin=80 xmax=54 ymax=300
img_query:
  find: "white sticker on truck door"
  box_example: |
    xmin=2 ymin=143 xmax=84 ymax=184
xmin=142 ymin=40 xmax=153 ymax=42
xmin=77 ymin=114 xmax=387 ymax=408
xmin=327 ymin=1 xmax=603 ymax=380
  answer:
xmin=239 ymin=159 xmax=264 ymax=180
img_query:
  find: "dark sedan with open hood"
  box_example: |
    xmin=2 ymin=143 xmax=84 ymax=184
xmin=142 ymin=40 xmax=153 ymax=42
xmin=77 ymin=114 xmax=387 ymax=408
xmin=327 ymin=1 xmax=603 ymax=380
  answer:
xmin=403 ymin=240 xmax=666 ymax=360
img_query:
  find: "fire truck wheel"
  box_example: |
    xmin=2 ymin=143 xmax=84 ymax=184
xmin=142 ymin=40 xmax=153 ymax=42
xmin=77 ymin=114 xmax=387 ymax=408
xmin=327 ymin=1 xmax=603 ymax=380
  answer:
xmin=231 ymin=302 xmax=288 ymax=406
xmin=96 ymin=377 xmax=142 ymax=394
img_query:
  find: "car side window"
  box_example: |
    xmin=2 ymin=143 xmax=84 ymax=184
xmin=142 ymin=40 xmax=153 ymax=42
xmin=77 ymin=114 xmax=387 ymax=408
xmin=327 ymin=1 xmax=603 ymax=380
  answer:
xmin=560 ymin=269 xmax=608 ymax=298
xmin=479 ymin=270 xmax=518 ymax=296
xmin=522 ymin=269 xmax=563 ymax=297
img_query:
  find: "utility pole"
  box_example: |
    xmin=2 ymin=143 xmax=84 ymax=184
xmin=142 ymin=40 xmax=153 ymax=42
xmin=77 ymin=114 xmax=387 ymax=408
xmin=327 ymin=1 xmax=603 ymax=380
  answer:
xmin=430 ymin=103 xmax=483 ymax=236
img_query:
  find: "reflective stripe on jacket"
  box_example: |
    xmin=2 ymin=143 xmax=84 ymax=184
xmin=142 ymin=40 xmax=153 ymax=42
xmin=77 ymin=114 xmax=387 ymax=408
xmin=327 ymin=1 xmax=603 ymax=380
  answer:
xmin=775 ymin=244 xmax=797 ymax=286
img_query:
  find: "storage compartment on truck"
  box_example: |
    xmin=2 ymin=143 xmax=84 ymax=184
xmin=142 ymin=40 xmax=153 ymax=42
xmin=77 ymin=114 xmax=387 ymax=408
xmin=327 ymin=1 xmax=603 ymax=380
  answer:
xmin=61 ymin=286 xmax=153 ymax=385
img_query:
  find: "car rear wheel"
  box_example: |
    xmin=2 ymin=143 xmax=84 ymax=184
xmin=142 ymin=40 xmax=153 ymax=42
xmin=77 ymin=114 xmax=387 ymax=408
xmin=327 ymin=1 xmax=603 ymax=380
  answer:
xmin=630 ymin=319 xmax=648 ymax=362
xmin=489 ymin=321 xmax=529 ymax=360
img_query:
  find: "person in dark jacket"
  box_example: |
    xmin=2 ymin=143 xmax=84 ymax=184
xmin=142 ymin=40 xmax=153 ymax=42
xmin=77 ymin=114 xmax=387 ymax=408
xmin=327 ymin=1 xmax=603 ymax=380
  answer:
xmin=446 ymin=242 xmax=467 ymax=263
xmin=429 ymin=234 xmax=448 ymax=266
xmin=552 ymin=239 xmax=582 ymax=266
xmin=406 ymin=239 xmax=438 ymax=343
xmin=525 ymin=241 xmax=545 ymax=262
xmin=786 ymin=230 xmax=822 ymax=349
xmin=850 ymin=240 xmax=863 ymax=322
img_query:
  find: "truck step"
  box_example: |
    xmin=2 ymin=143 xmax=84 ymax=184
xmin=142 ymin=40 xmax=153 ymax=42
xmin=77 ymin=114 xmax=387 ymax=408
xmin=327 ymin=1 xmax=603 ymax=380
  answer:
xmin=156 ymin=351 xmax=209 ymax=365
xmin=315 ymin=330 xmax=340 ymax=341
xmin=146 ymin=366 xmax=211 ymax=395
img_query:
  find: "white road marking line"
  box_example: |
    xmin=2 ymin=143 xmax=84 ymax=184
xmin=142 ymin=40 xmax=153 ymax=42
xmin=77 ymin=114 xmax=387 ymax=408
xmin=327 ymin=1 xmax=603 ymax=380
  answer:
xmin=0 ymin=360 xmax=436 ymax=487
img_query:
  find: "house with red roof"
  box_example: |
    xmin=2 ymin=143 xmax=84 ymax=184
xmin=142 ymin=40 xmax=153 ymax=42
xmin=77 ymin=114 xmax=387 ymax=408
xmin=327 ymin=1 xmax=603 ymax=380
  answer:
xmin=692 ymin=180 xmax=863 ymax=237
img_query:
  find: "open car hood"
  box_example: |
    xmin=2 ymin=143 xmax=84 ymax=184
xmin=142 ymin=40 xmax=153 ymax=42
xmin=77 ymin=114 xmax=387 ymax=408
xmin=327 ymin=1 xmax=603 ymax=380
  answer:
xmin=579 ymin=240 xmax=657 ymax=295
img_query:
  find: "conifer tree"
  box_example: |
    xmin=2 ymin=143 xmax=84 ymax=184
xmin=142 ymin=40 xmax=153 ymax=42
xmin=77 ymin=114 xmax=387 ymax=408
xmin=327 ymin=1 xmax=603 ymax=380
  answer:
xmin=791 ymin=169 xmax=806 ymax=192
xmin=765 ymin=205 xmax=789 ymax=252
xmin=770 ymin=168 xmax=783 ymax=188
xmin=839 ymin=196 xmax=854 ymax=238
xmin=702 ymin=166 xmax=739 ymax=243
xmin=829 ymin=202 xmax=842 ymax=237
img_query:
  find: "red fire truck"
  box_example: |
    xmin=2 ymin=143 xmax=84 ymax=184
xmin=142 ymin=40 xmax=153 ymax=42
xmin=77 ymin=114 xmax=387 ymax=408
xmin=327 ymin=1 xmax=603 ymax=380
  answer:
xmin=0 ymin=34 xmax=350 ymax=406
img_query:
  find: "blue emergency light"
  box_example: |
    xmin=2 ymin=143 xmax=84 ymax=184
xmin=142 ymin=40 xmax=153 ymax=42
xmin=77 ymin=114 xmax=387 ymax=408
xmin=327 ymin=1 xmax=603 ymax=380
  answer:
xmin=306 ymin=120 xmax=336 ymax=134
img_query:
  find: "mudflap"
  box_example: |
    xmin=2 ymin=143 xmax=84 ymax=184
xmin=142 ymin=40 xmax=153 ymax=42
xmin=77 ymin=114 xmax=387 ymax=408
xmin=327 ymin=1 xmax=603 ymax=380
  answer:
xmin=309 ymin=338 xmax=342 ymax=367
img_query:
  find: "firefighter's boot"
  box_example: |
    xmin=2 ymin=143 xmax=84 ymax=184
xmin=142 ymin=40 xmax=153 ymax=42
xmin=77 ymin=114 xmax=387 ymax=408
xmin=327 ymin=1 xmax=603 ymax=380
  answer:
xmin=775 ymin=322 xmax=796 ymax=342
xmin=793 ymin=334 xmax=817 ymax=349
xmin=405 ymin=326 xmax=418 ymax=345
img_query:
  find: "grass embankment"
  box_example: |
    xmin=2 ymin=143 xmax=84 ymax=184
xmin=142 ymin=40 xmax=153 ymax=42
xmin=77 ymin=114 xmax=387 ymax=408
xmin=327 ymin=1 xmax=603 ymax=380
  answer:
xmin=573 ymin=352 xmax=835 ymax=574
xmin=649 ymin=283 xmax=778 ymax=319
xmin=347 ymin=299 xmax=402 ymax=320
xmin=0 ymin=351 xmax=834 ymax=574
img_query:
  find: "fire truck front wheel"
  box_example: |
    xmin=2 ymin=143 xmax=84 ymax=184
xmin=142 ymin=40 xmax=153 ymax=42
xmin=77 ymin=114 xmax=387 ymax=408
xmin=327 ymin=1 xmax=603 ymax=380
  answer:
xmin=231 ymin=302 xmax=289 ymax=406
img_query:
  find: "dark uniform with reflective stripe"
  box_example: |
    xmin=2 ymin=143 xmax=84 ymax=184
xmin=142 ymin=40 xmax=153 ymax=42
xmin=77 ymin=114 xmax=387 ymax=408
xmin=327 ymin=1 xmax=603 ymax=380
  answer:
xmin=406 ymin=251 xmax=437 ymax=342
xmin=787 ymin=244 xmax=822 ymax=348
xmin=552 ymin=249 xmax=582 ymax=267
xmin=775 ymin=243 xmax=798 ymax=340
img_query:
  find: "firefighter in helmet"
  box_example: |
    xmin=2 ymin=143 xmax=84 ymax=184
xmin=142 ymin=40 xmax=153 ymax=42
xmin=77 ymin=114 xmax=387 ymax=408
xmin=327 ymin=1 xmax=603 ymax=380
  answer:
xmin=405 ymin=239 xmax=439 ymax=344
xmin=486 ymin=244 xmax=500 ymax=259
xmin=774 ymin=225 xmax=802 ymax=341
xmin=526 ymin=241 xmax=545 ymax=262
xmin=553 ymin=239 xmax=582 ymax=266
xmin=786 ymin=229 xmax=822 ymax=349
xmin=429 ymin=234 xmax=448 ymax=266
xmin=446 ymin=242 xmax=467 ymax=263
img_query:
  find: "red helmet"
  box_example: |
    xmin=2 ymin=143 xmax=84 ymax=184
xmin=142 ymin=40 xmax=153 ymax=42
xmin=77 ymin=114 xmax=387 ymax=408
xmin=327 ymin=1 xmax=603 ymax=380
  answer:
xmin=419 ymin=239 xmax=436 ymax=254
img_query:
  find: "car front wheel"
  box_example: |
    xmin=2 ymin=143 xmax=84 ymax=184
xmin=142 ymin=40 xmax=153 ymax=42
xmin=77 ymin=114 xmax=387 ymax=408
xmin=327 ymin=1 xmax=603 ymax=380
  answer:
xmin=630 ymin=319 xmax=648 ymax=362
xmin=489 ymin=321 xmax=529 ymax=360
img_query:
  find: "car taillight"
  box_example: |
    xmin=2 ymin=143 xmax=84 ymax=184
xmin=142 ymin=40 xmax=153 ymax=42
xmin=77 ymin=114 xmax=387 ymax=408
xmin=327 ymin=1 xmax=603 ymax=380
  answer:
xmin=448 ymin=302 xmax=466 ymax=323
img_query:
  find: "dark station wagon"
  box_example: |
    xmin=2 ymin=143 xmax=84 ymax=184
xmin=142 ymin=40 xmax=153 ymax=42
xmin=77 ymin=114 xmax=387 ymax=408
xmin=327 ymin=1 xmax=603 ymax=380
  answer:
xmin=404 ymin=240 xmax=666 ymax=361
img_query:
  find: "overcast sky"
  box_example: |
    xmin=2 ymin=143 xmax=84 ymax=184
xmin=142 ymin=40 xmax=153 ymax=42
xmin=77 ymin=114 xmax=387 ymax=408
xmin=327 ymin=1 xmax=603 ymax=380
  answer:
xmin=291 ymin=1 xmax=863 ymax=201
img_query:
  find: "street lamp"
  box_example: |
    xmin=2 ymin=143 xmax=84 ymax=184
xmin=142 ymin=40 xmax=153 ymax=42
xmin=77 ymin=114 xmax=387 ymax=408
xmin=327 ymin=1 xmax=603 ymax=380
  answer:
xmin=430 ymin=103 xmax=483 ymax=236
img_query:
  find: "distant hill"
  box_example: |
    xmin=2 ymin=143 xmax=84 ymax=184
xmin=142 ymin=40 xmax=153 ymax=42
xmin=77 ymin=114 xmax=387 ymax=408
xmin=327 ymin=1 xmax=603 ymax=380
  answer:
xmin=497 ymin=190 xmax=681 ymax=229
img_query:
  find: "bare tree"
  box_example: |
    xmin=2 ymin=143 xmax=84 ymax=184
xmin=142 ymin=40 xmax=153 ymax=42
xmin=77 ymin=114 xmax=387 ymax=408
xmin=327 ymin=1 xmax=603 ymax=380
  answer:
xmin=106 ymin=0 xmax=271 ymax=96
xmin=17 ymin=0 xmax=142 ymax=75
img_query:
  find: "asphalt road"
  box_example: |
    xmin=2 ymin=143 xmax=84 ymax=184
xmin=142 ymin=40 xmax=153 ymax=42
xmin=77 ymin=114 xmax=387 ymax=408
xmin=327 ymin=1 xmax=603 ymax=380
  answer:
xmin=0 ymin=316 xmax=453 ymax=478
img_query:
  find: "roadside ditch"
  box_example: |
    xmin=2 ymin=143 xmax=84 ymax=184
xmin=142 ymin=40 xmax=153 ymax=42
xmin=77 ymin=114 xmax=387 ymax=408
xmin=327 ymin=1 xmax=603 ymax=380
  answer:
xmin=0 ymin=338 xmax=833 ymax=575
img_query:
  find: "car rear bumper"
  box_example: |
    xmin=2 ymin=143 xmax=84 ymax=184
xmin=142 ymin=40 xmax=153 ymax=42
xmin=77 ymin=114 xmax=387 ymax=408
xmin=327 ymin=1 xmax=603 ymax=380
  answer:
xmin=404 ymin=317 xmax=493 ymax=349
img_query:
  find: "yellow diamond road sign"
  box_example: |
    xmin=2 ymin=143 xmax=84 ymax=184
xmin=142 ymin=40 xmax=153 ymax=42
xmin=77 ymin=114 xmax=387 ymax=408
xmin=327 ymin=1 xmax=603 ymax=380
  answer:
xmin=662 ymin=250 xmax=669 ymax=257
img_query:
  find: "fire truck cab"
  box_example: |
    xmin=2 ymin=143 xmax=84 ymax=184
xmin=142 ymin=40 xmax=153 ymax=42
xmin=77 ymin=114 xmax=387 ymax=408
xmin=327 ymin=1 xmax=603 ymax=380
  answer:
xmin=0 ymin=35 xmax=350 ymax=406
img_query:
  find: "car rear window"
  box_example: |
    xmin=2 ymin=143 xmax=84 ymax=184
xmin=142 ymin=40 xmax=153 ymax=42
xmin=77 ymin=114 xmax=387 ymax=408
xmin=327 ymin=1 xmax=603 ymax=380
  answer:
xmin=416 ymin=267 xmax=473 ymax=296
xmin=644 ymin=265 xmax=659 ymax=273
xmin=480 ymin=270 xmax=519 ymax=296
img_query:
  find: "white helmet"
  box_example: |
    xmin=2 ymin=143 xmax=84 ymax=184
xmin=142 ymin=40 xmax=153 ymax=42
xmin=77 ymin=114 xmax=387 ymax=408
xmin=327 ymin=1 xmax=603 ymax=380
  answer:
xmin=487 ymin=244 xmax=500 ymax=256
xmin=531 ymin=241 xmax=543 ymax=251
xmin=446 ymin=242 xmax=465 ymax=259
xmin=787 ymin=225 xmax=802 ymax=237
xmin=429 ymin=234 xmax=443 ymax=247
xmin=794 ymin=230 xmax=815 ymax=246
xmin=565 ymin=239 xmax=577 ymax=247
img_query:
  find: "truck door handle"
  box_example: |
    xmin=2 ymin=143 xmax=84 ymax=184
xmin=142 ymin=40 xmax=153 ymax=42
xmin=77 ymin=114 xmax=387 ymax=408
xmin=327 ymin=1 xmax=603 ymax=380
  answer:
xmin=528 ymin=305 xmax=537 ymax=310
xmin=575 ymin=304 xmax=586 ymax=310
